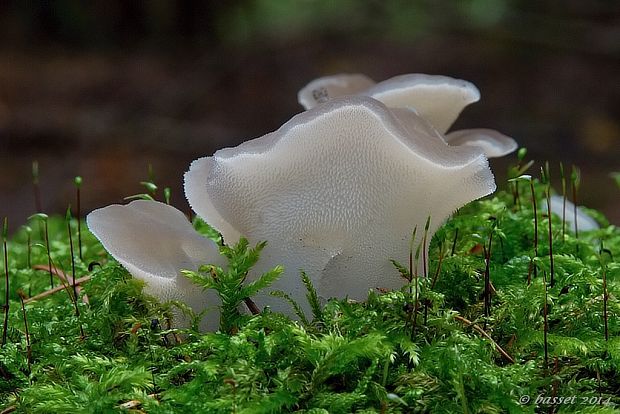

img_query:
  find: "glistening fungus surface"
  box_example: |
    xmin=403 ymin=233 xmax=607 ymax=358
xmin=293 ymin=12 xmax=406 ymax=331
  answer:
xmin=185 ymin=96 xmax=496 ymax=317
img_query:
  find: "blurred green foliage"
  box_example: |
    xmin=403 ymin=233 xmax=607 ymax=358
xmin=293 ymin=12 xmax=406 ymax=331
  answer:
xmin=4 ymin=0 xmax=612 ymax=49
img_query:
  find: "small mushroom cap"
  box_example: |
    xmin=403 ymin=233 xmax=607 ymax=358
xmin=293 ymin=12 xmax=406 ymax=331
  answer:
xmin=86 ymin=200 xmax=225 ymax=330
xmin=445 ymin=128 xmax=518 ymax=158
xmin=546 ymin=194 xmax=600 ymax=232
xmin=364 ymin=74 xmax=481 ymax=133
xmin=298 ymin=73 xmax=375 ymax=110
xmin=185 ymin=96 xmax=496 ymax=316
xmin=298 ymin=73 xmax=481 ymax=134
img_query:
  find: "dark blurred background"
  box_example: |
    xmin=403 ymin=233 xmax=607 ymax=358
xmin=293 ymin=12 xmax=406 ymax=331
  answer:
xmin=0 ymin=0 xmax=619 ymax=229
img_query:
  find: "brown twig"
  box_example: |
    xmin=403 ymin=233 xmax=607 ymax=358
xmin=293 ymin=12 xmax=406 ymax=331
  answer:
xmin=244 ymin=297 xmax=260 ymax=315
xmin=1 ymin=405 xmax=16 ymax=414
xmin=32 ymin=264 xmax=90 ymax=304
xmin=454 ymin=315 xmax=515 ymax=364
xmin=24 ymin=274 xmax=91 ymax=304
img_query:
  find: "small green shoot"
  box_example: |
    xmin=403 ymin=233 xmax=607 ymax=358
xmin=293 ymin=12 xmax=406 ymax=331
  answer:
xmin=182 ymin=238 xmax=283 ymax=333
xmin=140 ymin=181 xmax=158 ymax=197
xmin=163 ymin=187 xmax=172 ymax=205
xmin=123 ymin=193 xmax=155 ymax=202
xmin=301 ymin=270 xmax=323 ymax=322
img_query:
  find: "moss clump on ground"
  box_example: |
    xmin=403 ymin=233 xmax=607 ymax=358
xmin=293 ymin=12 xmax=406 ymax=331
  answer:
xmin=0 ymin=175 xmax=619 ymax=413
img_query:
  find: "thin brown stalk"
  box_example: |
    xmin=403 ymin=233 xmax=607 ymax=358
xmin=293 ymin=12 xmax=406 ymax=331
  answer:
xmin=454 ymin=315 xmax=515 ymax=363
xmin=25 ymin=227 xmax=31 ymax=269
xmin=602 ymin=265 xmax=609 ymax=342
xmin=17 ymin=290 xmax=32 ymax=373
xmin=243 ymin=297 xmax=260 ymax=315
xmin=2 ymin=218 xmax=9 ymax=347
xmin=66 ymin=211 xmax=86 ymax=338
xmin=543 ymin=271 xmax=549 ymax=371
xmin=411 ymin=242 xmax=422 ymax=339
xmin=513 ymin=181 xmax=520 ymax=210
xmin=430 ymin=245 xmax=445 ymax=290
xmin=422 ymin=217 xmax=431 ymax=279
xmin=75 ymin=178 xmax=83 ymax=260
xmin=560 ymin=162 xmax=567 ymax=239
xmin=571 ymin=166 xmax=580 ymax=253
xmin=450 ymin=228 xmax=459 ymax=256
xmin=545 ymin=186 xmax=555 ymax=287
xmin=406 ymin=226 xmax=417 ymax=336
xmin=411 ymin=276 xmax=419 ymax=339
xmin=530 ymin=180 xmax=538 ymax=280
xmin=42 ymin=220 xmax=53 ymax=289
xmin=411 ymin=218 xmax=431 ymax=337
xmin=483 ymin=244 xmax=492 ymax=326
xmin=425 ymin=243 xmax=446 ymax=326
xmin=67 ymin=211 xmax=78 ymax=300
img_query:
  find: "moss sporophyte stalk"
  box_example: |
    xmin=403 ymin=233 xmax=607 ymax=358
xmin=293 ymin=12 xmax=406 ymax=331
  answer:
xmin=1 ymin=73 xmax=619 ymax=412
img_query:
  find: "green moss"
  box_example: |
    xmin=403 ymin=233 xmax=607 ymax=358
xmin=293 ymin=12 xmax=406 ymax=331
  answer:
xmin=1 ymin=175 xmax=619 ymax=413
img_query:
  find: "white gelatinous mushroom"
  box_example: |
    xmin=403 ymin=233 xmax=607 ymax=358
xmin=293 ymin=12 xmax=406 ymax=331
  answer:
xmin=545 ymin=194 xmax=600 ymax=232
xmin=87 ymin=200 xmax=226 ymax=330
xmin=298 ymin=73 xmax=517 ymax=158
xmin=185 ymin=96 xmax=498 ymax=317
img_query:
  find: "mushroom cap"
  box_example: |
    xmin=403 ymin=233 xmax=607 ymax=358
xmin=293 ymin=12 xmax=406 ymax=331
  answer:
xmin=298 ymin=73 xmax=480 ymax=134
xmin=445 ymin=129 xmax=518 ymax=158
xmin=185 ymin=96 xmax=496 ymax=316
xmin=86 ymin=200 xmax=225 ymax=330
xmin=364 ymin=74 xmax=481 ymax=134
xmin=297 ymin=73 xmax=517 ymax=159
xmin=297 ymin=73 xmax=375 ymax=110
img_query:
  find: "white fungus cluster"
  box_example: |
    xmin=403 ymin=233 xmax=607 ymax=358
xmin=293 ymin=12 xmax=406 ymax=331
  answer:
xmin=88 ymin=73 xmax=525 ymax=330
